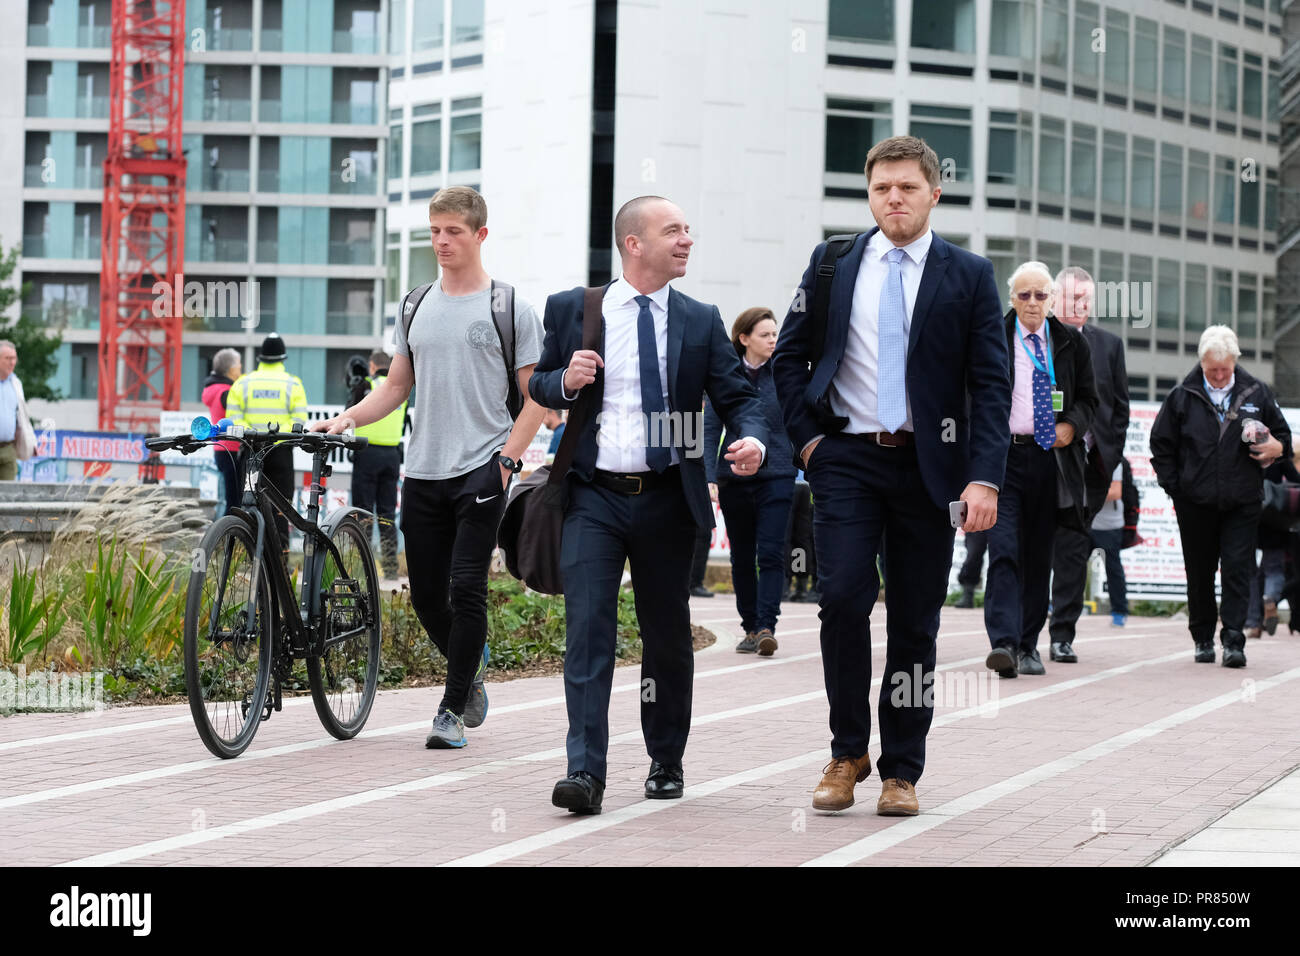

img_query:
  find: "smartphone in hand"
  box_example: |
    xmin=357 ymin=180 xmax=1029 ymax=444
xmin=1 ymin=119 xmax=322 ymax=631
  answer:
xmin=949 ymin=500 xmax=968 ymax=530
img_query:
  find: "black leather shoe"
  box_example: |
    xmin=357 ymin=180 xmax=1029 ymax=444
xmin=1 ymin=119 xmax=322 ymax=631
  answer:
xmin=986 ymin=645 xmax=1016 ymax=673
xmin=1049 ymin=641 xmax=1077 ymax=663
xmin=690 ymin=585 xmax=714 ymax=598
xmin=955 ymin=587 xmax=975 ymax=609
xmin=645 ymin=761 xmax=684 ymax=799
xmin=1017 ymin=648 xmax=1046 ymax=675
xmin=1193 ymin=640 xmax=1216 ymax=663
xmin=551 ymin=771 xmax=604 ymax=815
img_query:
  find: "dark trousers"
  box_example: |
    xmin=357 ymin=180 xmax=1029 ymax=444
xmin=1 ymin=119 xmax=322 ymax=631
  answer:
xmin=1246 ymin=547 xmax=1287 ymax=628
xmin=560 ymin=474 xmax=697 ymax=782
xmin=214 ymin=447 xmax=244 ymax=516
xmin=957 ymin=530 xmax=987 ymax=588
xmin=352 ymin=444 xmax=401 ymax=577
xmin=689 ymin=524 xmax=711 ymax=589
xmin=784 ymin=480 xmax=817 ymax=588
xmin=401 ymin=463 xmax=508 ymax=715
xmin=1173 ymin=498 xmax=1261 ymax=642
xmin=1090 ymin=527 xmax=1129 ymax=615
xmin=985 ymin=442 xmax=1057 ymax=654
xmin=1048 ymin=475 xmax=1108 ymax=641
xmin=806 ymin=434 xmax=953 ymax=784
xmin=719 ymin=477 xmax=795 ymax=633
xmin=260 ymin=444 xmax=296 ymax=544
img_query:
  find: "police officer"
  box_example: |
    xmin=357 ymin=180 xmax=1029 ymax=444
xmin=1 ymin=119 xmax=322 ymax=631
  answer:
xmin=352 ymin=351 xmax=406 ymax=580
xmin=226 ymin=333 xmax=308 ymax=545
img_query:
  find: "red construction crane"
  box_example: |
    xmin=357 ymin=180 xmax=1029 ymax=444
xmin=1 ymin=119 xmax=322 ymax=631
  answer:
xmin=98 ymin=0 xmax=187 ymax=432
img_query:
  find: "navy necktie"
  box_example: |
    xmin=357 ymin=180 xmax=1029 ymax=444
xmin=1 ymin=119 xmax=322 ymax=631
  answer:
xmin=635 ymin=294 xmax=671 ymax=473
xmin=1028 ymin=332 xmax=1055 ymax=451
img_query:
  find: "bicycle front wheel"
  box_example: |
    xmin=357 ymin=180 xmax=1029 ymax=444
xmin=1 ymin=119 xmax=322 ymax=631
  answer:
xmin=307 ymin=517 xmax=381 ymax=739
xmin=184 ymin=515 xmax=273 ymax=758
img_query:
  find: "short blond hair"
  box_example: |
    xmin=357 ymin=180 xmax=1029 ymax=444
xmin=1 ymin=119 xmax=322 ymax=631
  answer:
xmin=1198 ymin=325 xmax=1241 ymax=362
xmin=428 ymin=186 xmax=487 ymax=231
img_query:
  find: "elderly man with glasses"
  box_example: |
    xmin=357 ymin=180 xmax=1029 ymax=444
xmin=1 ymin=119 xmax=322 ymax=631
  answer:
xmin=983 ymin=262 xmax=1098 ymax=679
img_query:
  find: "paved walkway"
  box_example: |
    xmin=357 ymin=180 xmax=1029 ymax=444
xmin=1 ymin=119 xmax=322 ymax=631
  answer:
xmin=2 ymin=597 xmax=1298 ymax=866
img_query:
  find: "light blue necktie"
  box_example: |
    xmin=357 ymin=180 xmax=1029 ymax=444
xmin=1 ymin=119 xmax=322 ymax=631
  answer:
xmin=877 ymin=247 xmax=908 ymax=432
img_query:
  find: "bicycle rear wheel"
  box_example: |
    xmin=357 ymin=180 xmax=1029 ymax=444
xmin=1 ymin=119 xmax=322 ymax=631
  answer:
xmin=307 ymin=517 xmax=381 ymax=739
xmin=184 ymin=515 xmax=273 ymax=758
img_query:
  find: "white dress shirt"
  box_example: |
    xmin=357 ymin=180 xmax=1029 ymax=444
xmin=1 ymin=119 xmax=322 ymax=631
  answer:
xmin=828 ymin=228 xmax=932 ymax=434
xmin=1204 ymin=374 xmax=1235 ymax=416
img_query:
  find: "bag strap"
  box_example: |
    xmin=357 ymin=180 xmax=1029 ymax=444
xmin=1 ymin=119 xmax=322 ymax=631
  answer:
xmin=810 ymin=234 xmax=860 ymax=373
xmin=400 ymin=282 xmax=437 ymax=364
xmin=489 ymin=280 xmax=521 ymax=419
xmin=548 ymin=286 xmax=605 ymax=486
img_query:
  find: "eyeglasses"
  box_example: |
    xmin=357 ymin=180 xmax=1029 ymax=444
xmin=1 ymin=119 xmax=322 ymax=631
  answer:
xmin=1015 ymin=291 xmax=1051 ymax=302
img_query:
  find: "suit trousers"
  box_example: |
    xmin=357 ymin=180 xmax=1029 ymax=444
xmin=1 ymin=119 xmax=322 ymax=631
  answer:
xmin=560 ymin=475 xmax=697 ymax=782
xmin=1048 ymin=474 xmax=1108 ymax=643
xmin=957 ymin=530 xmax=987 ymax=588
xmin=718 ymin=477 xmax=795 ymax=634
xmin=985 ymin=442 xmax=1057 ymax=655
xmin=351 ymin=444 xmax=401 ymax=577
xmin=806 ymin=433 xmax=953 ymax=785
xmin=1173 ymin=498 xmax=1260 ymax=641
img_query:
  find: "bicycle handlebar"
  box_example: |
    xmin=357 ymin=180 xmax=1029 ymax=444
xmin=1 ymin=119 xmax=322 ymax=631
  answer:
xmin=144 ymin=428 xmax=369 ymax=455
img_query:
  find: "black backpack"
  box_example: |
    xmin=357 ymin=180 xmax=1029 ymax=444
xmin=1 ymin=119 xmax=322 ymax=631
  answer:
xmin=810 ymin=234 xmax=861 ymax=373
xmin=399 ymin=279 xmax=523 ymax=419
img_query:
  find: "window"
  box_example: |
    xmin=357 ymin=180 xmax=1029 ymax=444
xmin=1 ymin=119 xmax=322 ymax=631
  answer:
xmin=1163 ymin=27 xmax=1185 ymax=105
xmin=1159 ymin=143 xmax=1183 ymax=218
xmin=1265 ymin=168 xmax=1278 ymax=232
xmin=410 ymin=103 xmax=441 ymax=176
xmin=1070 ymin=123 xmax=1096 ymax=201
xmin=451 ymin=0 xmax=484 ymax=44
xmin=408 ymin=228 xmax=438 ymax=288
xmin=386 ymin=232 xmax=400 ymax=302
xmin=989 ymin=0 xmax=1034 ymax=58
xmin=1128 ymin=255 xmax=1153 ymax=343
xmin=1238 ymin=274 xmax=1258 ymax=341
xmin=826 ymin=100 xmax=891 ymax=175
xmin=1187 ymin=149 xmax=1209 ymax=223
xmin=413 ymin=0 xmax=443 ymax=52
xmin=909 ymin=105 xmax=971 ymax=181
xmin=389 ymin=0 xmax=404 ymax=56
xmin=1240 ymin=165 xmax=1260 ymax=229
xmin=1040 ymin=0 xmax=1068 ymax=70
xmin=1133 ymin=137 xmax=1154 ymax=215
xmin=986 ymin=110 xmax=1027 ymax=185
xmin=1214 ymin=155 xmax=1236 ymax=225
xmin=388 ymin=119 xmax=404 ymax=180
xmin=1101 ymin=131 xmax=1126 ymax=207
xmin=1072 ymin=1 xmax=1099 ymax=81
xmin=985 ymin=238 xmax=1016 ymax=297
xmin=70 ymin=344 xmax=98 ymax=399
xmin=829 ymin=0 xmax=893 ymax=43
xmin=1214 ymin=268 xmax=1234 ymax=329
xmin=911 ymin=0 xmax=974 ymax=53
xmin=1098 ymin=251 xmax=1124 ymax=331
xmin=1263 ymin=276 xmax=1275 ymax=341
xmin=1038 ymin=117 xmax=1066 ymax=196
xmin=1037 ymin=241 xmax=1063 ymax=273
xmin=1133 ymin=17 xmax=1158 ymax=97
xmin=1189 ymin=35 xmax=1212 ymax=109
xmin=1157 ymin=259 xmax=1180 ymax=331
xmin=1242 ymin=53 xmax=1262 ymax=119
xmin=1185 ymin=263 xmax=1207 ymax=333
xmin=1067 ymin=247 xmax=1094 ymax=277
xmin=449 ymin=97 xmax=481 ymax=172
xmin=1103 ymin=9 xmax=1129 ymax=90
xmin=1268 ymin=59 xmax=1279 ymax=125
xmin=1217 ymin=44 xmax=1238 ymax=113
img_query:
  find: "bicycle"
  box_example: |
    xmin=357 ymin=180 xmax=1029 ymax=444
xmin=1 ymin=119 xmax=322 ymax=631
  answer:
xmin=145 ymin=419 xmax=382 ymax=758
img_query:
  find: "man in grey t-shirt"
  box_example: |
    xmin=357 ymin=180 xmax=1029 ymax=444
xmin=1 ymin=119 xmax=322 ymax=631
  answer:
xmin=315 ymin=187 xmax=546 ymax=749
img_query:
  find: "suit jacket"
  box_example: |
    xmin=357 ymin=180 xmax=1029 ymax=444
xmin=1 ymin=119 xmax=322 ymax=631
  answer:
xmin=1004 ymin=311 xmax=1099 ymax=530
xmin=530 ymin=284 xmax=768 ymax=529
xmin=771 ymin=229 xmax=1011 ymax=509
xmin=1077 ymin=323 xmax=1130 ymax=485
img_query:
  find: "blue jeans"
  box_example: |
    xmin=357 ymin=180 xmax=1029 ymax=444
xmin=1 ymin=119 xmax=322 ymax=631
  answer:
xmin=1089 ymin=527 xmax=1129 ymax=615
xmin=1245 ymin=547 xmax=1286 ymax=628
xmin=718 ymin=478 xmax=794 ymax=633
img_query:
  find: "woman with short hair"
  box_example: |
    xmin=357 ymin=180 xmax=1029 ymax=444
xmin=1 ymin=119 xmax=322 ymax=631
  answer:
xmin=201 ymin=347 xmax=244 ymax=514
xmin=1150 ymin=325 xmax=1291 ymax=667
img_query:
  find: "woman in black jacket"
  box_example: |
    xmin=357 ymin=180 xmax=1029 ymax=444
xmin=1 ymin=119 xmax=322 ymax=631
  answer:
xmin=1149 ymin=325 xmax=1292 ymax=667
xmin=704 ymin=308 xmax=798 ymax=656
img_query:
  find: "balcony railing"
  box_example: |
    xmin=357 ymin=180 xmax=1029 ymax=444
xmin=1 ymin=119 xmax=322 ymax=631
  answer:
xmin=261 ymin=29 xmax=282 ymax=51
xmin=195 ymin=167 xmax=252 ymax=192
xmin=194 ymin=238 xmax=249 ymax=262
xmin=333 ymin=31 xmax=380 ymax=54
xmin=329 ymin=171 xmax=379 ymax=194
xmin=26 ymin=94 xmax=49 ymax=117
xmin=206 ymin=27 xmax=253 ymax=51
xmin=22 ymin=304 xmax=97 ymax=330
xmin=77 ymin=24 xmax=110 ymax=47
xmin=20 ymin=236 xmax=46 ymax=258
xmin=326 ymin=311 xmax=374 ymax=335
xmin=328 ymin=239 xmax=376 ymax=265
xmin=255 ymin=239 xmax=278 ymax=262
xmin=257 ymin=169 xmax=280 ymax=191
xmin=331 ymin=101 xmax=378 ymax=125
xmin=76 ymin=95 xmax=109 ymax=119
xmin=202 ymin=99 xmax=253 ymax=122
xmin=27 ymin=23 xmax=50 ymax=46
xmin=73 ymin=234 xmax=102 ymax=259
xmin=25 ymin=165 xmax=104 ymax=189
xmin=259 ymin=101 xmax=281 ymax=122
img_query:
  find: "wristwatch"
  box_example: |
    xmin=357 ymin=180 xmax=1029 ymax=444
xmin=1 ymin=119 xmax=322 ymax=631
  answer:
xmin=497 ymin=453 xmax=523 ymax=474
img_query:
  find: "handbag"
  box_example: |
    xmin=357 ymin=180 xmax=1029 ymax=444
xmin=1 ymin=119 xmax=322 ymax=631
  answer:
xmin=497 ymin=286 xmax=603 ymax=594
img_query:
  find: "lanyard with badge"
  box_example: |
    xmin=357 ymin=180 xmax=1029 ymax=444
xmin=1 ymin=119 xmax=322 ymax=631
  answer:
xmin=1015 ymin=323 xmax=1064 ymax=412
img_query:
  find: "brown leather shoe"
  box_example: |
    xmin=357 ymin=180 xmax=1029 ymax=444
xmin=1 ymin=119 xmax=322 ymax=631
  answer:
xmin=877 ymin=777 xmax=919 ymax=816
xmin=1246 ymin=626 xmax=1262 ymax=640
xmin=812 ymin=753 xmax=872 ymax=811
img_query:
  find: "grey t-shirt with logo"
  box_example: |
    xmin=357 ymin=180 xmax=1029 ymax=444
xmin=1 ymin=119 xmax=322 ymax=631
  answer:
xmin=394 ymin=280 xmax=542 ymax=480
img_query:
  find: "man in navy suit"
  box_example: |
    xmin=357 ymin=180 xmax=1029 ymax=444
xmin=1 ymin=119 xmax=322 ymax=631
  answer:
xmin=772 ymin=136 xmax=1011 ymax=816
xmin=530 ymin=196 xmax=769 ymax=814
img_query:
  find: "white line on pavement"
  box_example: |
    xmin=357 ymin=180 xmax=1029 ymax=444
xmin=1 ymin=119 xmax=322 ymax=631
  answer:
xmin=801 ymin=665 xmax=1300 ymax=866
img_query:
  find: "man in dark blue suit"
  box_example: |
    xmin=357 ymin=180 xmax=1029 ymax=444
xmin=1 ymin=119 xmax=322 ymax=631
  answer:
xmin=772 ymin=136 xmax=1011 ymax=816
xmin=530 ymin=196 xmax=769 ymax=814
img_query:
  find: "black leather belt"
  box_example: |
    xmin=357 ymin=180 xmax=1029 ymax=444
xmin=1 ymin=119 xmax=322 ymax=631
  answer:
xmin=845 ymin=431 xmax=912 ymax=447
xmin=1012 ymin=434 xmax=1043 ymax=445
xmin=592 ymin=467 xmax=679 ymax=495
